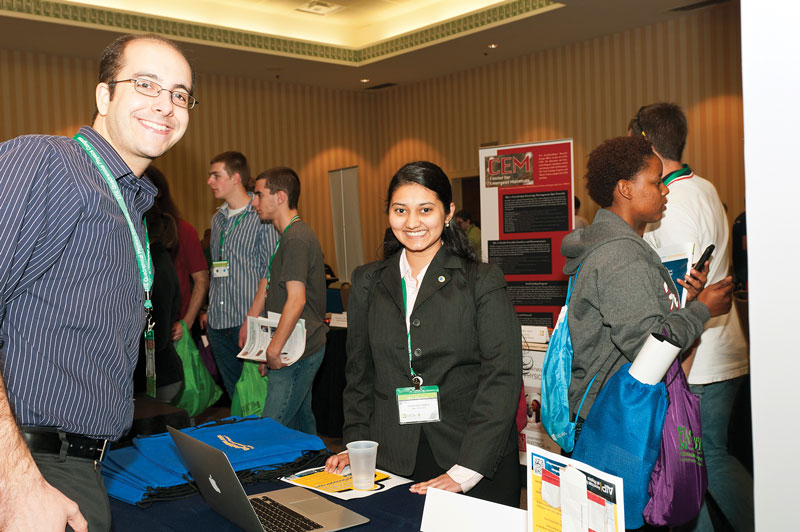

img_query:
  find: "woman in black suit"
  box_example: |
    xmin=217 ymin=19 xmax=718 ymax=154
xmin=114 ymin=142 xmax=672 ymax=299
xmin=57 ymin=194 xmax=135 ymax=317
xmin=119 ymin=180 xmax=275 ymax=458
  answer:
xmin=325 ymin=161 xmax=522 ymax=506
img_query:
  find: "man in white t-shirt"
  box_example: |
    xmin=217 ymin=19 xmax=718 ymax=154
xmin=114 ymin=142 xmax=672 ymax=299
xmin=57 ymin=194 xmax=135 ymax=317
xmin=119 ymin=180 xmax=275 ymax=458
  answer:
xmin=631 ymin=103 xmax=752 ymax=532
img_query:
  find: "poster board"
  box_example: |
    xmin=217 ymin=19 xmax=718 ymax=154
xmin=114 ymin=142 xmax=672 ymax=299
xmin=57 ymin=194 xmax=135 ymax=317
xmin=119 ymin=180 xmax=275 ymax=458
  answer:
xmin=479 ymin=140 xmax=574 ymax=327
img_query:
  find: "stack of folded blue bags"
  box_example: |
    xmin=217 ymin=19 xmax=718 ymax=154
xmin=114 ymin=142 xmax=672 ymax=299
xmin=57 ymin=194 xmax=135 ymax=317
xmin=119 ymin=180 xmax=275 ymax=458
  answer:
xmin=103 ymin=416 xmax=327 ymax=505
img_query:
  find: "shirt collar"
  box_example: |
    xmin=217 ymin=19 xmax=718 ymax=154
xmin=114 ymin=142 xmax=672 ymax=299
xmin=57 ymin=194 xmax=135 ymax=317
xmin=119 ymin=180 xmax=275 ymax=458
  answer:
xmin=218 ymin=192 xmax=254 ymax=215
xmin=76 ymin=125 xmax=135 ymax=182
xmin=399 ymin=248 xmax=433 ymax=289
xmin=663 ymin=164 xmax=693 ymax=187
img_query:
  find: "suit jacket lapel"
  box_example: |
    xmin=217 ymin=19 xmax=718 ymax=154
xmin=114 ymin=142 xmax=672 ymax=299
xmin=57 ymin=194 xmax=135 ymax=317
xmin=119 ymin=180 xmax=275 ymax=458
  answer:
xmin=378 ymin=253 xmax=405 ymax=314
xmin=413 ymin=249 xmax=462 ymax=312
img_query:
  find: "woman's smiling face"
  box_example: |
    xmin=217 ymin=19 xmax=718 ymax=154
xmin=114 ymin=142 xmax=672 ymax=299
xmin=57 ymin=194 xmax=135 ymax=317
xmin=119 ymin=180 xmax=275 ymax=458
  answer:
xmin=388 ymin=183 xmax=453 ymax=260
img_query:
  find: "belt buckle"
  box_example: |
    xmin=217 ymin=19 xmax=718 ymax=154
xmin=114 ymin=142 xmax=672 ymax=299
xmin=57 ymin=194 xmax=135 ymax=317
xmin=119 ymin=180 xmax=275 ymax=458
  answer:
xmin=97 ymin=439 xmax=109 ymax=463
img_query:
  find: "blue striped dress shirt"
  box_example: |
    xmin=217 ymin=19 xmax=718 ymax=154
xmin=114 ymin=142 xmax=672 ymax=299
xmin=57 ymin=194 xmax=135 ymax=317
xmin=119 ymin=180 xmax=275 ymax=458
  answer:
xmin=208 ymin=198 xmax=279 ymax=329
xmin=0 ymin=126 xmax=156 ymax=440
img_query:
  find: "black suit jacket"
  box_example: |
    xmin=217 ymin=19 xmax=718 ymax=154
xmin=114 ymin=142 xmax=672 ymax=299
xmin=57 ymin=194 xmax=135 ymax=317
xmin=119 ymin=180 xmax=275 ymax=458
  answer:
xmin=342 ymin=247 xmax=522 ymax=478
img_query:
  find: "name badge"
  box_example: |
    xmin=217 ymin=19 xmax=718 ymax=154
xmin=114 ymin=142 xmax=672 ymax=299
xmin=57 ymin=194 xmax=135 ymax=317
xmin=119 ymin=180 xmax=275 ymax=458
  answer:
xmin=212 ymin=260 xmax=230 ymax=278
xmin=396 ymin=386 xmax=441 ymax=425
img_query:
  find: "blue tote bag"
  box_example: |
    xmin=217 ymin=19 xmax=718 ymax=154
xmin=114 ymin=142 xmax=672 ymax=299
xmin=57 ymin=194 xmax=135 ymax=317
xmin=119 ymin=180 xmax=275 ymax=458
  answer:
xmin=571 ymin=363 xmax=668 ymax=529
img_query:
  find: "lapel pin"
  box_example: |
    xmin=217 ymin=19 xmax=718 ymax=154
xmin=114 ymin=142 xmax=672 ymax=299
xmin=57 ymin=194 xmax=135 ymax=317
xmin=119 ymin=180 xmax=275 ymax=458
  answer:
xmin=438 ymin=275 xmax=445 ymax=283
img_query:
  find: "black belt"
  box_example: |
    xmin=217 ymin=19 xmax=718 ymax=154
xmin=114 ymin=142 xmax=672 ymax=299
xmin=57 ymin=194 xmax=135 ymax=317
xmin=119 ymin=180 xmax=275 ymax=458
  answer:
xmin=21 ymin=427 xmax=108 ymax=462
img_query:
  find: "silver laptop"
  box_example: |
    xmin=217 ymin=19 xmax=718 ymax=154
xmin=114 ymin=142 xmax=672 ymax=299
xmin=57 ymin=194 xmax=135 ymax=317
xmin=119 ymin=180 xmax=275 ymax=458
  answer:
xmin=167 ymin=426 xmax=369 ymax=532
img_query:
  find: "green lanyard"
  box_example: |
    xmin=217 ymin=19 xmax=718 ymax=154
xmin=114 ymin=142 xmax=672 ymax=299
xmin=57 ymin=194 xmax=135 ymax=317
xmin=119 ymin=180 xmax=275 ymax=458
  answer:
xmin=401 ymin=278 xmax=422 ymax=389
xmin=74 ymin=133 xmax=157 ymax=396
xmin=267 ymin=215 xmax=301 ymax=286
xmin=218 ymin=204 xmax=250 ymax=259
xmin=73 ymin=133 xmax=153 ymax=311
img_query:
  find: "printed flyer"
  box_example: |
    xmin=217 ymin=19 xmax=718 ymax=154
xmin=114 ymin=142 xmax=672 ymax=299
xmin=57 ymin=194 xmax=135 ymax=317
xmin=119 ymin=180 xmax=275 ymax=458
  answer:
xmin=527 ymin=446 xmax=625 ymax=532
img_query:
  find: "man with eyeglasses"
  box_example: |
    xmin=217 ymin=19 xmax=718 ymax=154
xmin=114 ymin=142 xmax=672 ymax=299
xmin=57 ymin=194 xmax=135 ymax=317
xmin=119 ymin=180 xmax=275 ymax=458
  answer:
xmin=0 ymin=34 xmax=196 ymax=531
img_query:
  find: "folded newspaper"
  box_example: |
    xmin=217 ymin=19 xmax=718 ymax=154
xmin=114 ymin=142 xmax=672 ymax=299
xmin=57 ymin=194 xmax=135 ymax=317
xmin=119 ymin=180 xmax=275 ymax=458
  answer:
xmin=236 ymin=312 xmax=306 ymax=365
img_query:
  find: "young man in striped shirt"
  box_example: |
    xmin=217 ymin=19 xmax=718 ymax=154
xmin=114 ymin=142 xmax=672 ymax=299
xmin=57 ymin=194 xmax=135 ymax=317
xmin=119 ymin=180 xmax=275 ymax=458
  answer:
xmin=204 ymin=151 xmax=280 ymax=398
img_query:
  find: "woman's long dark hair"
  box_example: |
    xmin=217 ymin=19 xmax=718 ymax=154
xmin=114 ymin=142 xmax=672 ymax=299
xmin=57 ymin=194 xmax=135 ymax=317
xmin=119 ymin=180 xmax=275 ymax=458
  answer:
xmin=382 ymin=161 xmax=476 ymax=262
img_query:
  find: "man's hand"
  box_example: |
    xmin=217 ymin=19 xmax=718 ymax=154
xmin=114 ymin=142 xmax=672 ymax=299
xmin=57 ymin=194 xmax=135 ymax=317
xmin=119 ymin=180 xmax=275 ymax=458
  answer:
xmin=1 ymin=472 xmax=87 ymax=532
xmin=171 ymin=321 xmax=183 ymax=342
xmin=198 ymin=311 xmax=207 ymax=330
xmin=238 ymin=321 xmax=248 ymax=349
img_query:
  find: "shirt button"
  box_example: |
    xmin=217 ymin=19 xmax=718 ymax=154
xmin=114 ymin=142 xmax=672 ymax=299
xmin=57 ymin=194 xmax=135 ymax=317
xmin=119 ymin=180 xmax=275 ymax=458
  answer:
xmin=413 ymin=348 xmax=422 ymax=357
xmin=412 ymin=318 xmax=420 ymax=327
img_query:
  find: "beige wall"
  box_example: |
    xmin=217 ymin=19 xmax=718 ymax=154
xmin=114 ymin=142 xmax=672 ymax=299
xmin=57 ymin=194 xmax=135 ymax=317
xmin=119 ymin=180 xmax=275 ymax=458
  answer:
xmin=0 ymin=3 xmax=743 ymax=268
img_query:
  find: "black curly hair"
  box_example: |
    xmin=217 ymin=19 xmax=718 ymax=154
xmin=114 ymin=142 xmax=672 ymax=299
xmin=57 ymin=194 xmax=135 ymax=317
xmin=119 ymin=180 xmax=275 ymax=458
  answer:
xmin=585 ymin=136 xmax=656 ymax=208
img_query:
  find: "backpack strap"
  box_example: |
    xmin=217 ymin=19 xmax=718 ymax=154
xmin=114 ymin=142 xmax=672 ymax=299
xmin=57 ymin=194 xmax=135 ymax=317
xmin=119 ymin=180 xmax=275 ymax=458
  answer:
xmin=564 ymin=262 xmax=597 ymax=422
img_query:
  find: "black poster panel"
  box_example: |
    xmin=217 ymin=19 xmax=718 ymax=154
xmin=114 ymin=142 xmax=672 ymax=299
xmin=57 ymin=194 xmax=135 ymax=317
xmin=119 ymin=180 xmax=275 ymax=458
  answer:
xmin=502 ymin=191 xmax=569 ymax=233
xmin=506 ymin=280 xmax=569 ymax=307
xmin=488 ymin=239 xmax=552 ymax=276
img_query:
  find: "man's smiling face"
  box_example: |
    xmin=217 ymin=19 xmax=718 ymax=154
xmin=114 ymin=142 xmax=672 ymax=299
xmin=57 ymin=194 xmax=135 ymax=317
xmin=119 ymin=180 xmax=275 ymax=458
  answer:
xmin=94 ymin=39 xmax=192 ymax=175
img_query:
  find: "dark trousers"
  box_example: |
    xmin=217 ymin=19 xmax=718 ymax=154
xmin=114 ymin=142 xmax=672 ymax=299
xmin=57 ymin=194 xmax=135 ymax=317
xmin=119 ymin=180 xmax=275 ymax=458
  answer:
xmin=410 ymin=430 xmax=521 ymax=508
xmin=32 ymin=452 xmax=111 ymax=532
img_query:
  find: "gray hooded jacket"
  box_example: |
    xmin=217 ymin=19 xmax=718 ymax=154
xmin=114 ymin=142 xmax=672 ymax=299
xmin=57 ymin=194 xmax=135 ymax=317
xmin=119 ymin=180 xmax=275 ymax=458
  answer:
xmin=561 ymin=209 xmax=710 ymax=417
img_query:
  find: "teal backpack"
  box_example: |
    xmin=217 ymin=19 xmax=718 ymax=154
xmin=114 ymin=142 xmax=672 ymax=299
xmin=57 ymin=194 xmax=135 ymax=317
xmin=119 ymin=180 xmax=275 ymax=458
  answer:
xmin=540 ymin=265 xmax=597 ymax=452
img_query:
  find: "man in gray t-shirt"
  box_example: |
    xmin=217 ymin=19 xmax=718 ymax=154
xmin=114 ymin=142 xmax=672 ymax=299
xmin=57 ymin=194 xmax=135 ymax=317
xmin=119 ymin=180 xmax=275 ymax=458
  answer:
xmin=251 ymin=166 xmax=328 ymax=434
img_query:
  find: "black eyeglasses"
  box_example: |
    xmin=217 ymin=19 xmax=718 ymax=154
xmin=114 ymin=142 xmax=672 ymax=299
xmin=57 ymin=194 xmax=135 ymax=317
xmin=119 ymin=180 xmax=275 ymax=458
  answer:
xmin=634 ymin=106 xmax=647 ymax=140
xmin=109 ymin=78 xmax=198 ymax=110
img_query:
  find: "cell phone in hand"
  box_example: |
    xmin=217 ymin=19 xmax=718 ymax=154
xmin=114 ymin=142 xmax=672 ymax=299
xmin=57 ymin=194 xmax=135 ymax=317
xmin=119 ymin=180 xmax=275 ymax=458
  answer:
xmin=693 ymin=244 xmax=715 ymax=273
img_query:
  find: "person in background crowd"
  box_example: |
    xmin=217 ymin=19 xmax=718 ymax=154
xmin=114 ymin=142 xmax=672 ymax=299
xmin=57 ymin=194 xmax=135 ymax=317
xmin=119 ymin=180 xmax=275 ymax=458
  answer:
xmin=0 ymin=33 xmax=195 ymax=531
xmin=631 ymin=103 xmax=753 ymax=532
xmin=205 ymin=151 xmax=279 ymax=399
xmin=250 ymin=167 xmax=328 ymax=434
xmin=145 ymin=165 xmax=209 ymax=341
xmin=454 ymin=209 xmax=482 ymax=260
xmin=327 ymin=161 xmax=522 ymax=507
xmin=574 ymin=196 xmax=589 ymax=229
xmin=202 ymin=228 xmax=213 ymax=269
xmin=134 ymin=207 xmax=184 ymax=402
xmin=732 ymin=211 xmax=747 ymax=290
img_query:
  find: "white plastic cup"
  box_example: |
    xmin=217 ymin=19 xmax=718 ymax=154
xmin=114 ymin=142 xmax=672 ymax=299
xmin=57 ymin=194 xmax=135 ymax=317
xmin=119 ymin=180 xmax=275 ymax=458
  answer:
xmin=346 ymin=440 xmax=379 ymax=490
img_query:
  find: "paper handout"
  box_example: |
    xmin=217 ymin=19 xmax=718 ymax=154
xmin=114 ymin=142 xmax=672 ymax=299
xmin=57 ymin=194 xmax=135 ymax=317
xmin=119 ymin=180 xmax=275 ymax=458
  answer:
xmin=236 ymin=312 xmax=306 ymax=365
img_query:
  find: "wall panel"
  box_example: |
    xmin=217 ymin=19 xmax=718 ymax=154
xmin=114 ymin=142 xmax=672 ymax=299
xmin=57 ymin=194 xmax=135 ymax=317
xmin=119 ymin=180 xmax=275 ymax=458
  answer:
xmin=366 ymin=4 xmax=744 ymax=256
xmin=0 ymin=3 xmax=743 ymax=267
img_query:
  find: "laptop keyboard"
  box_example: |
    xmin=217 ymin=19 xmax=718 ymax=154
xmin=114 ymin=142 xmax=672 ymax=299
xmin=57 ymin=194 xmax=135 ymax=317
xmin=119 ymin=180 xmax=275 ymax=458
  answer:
xmin=250 ymin=496 xmax=324 ymax=532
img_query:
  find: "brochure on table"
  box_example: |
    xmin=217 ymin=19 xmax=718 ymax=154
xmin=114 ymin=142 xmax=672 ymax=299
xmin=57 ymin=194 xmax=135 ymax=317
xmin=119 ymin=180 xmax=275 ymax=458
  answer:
xmin=281 ymin=467 xmax=411 ymax=500
xmin=527 ymin=445 xmax=625 ymax=532
xmin=479 ymin=139 xmax=575 ymax=329
xmin=236 ymin=312 xmax=305 ymax=365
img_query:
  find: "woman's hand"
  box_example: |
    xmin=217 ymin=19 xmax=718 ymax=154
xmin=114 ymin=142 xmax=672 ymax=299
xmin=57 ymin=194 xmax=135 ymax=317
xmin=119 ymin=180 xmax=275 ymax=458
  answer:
xmin=677 ymin=260 xmax=709 ymax=302
xmin=324 ymin=451 xmax=350 ymax=474
xmin=696 ymin=276 xmax=734 ymax=317
xmin=409 ymin=473 xmax=462 ymax=495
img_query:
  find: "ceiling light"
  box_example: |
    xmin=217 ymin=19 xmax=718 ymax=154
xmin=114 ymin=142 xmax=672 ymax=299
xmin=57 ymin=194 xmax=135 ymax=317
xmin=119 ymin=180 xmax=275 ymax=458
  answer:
xmin=360 ymin=78 xmax=370 ymax=83
xmin=296 ymin=1 xmax=343 ymax=16
xmin=488 ymin=43 xmax=499 ymax=49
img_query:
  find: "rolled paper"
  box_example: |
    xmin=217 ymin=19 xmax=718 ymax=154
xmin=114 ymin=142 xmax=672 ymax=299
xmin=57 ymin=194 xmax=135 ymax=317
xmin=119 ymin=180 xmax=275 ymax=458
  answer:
xmin=628 ymin=333 xmax=682 ymax=384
